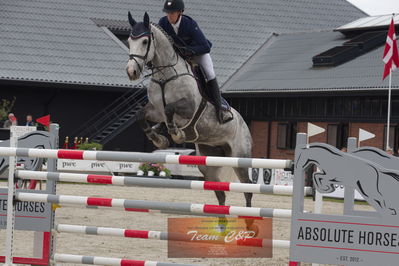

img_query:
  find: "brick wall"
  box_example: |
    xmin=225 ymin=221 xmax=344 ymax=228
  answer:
xmin=250 ymin=120 xmax=389 ymax=159
xmin=269 ymin=121 xmax=295 ymax=160
xmin=298 ymin=122 xmax=329 ymax=143
xmin=349 ymin=123 xmax=385 ymax=149
xmin=250 ymin=121 xmax=269 ymax=158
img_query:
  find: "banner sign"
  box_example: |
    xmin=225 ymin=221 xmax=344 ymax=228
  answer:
xmin=0 ymin=188 xmax=51 ymax=232
xmin=290 ymin=135 xmax=399 ymax=266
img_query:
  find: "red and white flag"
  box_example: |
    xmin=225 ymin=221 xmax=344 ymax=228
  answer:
xmin=382 ymin=17 xmax=399 ymax=80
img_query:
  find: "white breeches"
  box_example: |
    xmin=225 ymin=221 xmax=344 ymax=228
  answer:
xmin=192 ymin=53 xmax=216 ymax=81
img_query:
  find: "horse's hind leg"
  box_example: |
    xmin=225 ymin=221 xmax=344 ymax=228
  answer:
xmin=198 ymin=165 xmax=225 ymax=206
xmin=233 ymin=167 xmax=253 ymax=208
xmin=224 ymin=143 xmax=253 ymax=208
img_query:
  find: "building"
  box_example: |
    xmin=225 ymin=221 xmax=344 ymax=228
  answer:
xmin=1 ymin=0 xmax=366 ymax=152
xmin=223 ymin=15 xmax=399 ymax=159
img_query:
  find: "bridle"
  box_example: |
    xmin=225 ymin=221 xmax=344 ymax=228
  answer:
xmin=128 ymin=30 xmax=153 ymax=74
xmin=128 ymin=24 xmax=195 ymax=107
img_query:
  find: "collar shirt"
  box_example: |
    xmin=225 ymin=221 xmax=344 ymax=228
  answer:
xmin=171 ymin=15 xmax=182 ymax=34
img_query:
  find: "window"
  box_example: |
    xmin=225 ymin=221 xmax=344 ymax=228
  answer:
xmin=339 ymin=123 xmax=349 ymax=149
xmin=327 ymin=124 xmax=338 ymax=147
xmin=327 ymin=123 xmax=348 ymax=149
xmin=277 ymin=122 xmax=297 ymax=149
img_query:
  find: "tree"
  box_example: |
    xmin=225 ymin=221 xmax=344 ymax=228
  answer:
xmin=0 ymin=97 xmax=16 ymax=122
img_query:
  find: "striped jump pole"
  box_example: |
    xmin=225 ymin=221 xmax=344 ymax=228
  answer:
xmin=55 ymin=224 xmax=290 ymax=249
xmin=53 ymin=254 xmax=196 ymax=266
xmin=16 ymin=192 xmax=292 ymax=219
xmin=16 ymin=170 xmax=313 ymax=196
xmin=0 ymin=147 xmax=293 ymax=169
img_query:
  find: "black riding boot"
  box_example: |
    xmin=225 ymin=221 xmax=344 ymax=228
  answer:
xmin=207 ymin=78 xmax=232 ymax=124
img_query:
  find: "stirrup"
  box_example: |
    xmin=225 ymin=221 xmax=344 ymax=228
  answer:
xmin=218 ymin=110 xmax=233 ymax=124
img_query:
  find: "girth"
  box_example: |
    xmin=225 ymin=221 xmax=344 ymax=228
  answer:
xmin=151 ymin=73 xmax=207 ymax=142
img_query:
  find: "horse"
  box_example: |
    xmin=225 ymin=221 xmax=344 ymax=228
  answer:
xmin=126 ymin=12 xmax=253 ymax=209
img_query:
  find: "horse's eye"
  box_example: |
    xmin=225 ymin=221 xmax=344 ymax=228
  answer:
xmin=143 ymin=39 xmax=148 ymax=45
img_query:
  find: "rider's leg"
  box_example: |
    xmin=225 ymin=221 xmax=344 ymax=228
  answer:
xmin=206 ymin=78 xmax=224 ymax=123
xmin=193 ymin=54 xmax=231 ymax=123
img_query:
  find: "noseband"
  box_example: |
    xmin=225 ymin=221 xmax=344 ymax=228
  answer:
xmin=129 ymin=31 xmax=153 ymax=73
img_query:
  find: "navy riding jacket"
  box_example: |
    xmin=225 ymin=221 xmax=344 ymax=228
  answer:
xmin=158 ymin=15 xmax=212 ymax=55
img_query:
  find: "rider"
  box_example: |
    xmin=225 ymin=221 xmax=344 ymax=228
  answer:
xmin=158 ymin=0 xmax=232 ymax=124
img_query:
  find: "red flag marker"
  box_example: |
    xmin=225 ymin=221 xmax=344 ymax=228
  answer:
xmin=36 ymin=115 xmax=50 ymax=127
xmin=382 ymin=17 xmax=399 ymax=80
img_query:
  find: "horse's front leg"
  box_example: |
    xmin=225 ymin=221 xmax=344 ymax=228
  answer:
xmin=137 ymin=104 xmax=170 ymax=149
xmin=164 ymin=98 xmax=194 ymax=144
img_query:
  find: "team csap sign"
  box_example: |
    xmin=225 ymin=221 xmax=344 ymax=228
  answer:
xmin=290 ymin=133 xmax=399 ymax=266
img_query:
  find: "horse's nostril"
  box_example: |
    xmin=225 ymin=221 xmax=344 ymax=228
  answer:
xmin=133 ymin=70 xmax=137 ymax=76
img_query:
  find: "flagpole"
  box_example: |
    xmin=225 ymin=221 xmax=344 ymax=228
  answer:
xmin=386 ymin=69 xmax=392 ymax=151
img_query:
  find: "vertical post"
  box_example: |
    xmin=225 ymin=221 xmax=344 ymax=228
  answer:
xmin=48 ymin=124 xmax=59 ymax=263
xmin=4 ymin=127 xmax=17 ymax=265
xmin=307 ymin=128 xmax=322 ymax=215
xmin=386 ymin=71 xmax=392 ymax=150
xmin=291 ymin=133 xmax=307 ymax=213
xmin=314 ymin=190 xmax=323 ymax=213
xmin=344 ymin=138 xmax=358 ymax=218
xmin=33 ymin=124 xmax=59 ymax=262
xmin=289 ymin=133 xmax=307 ymax=266
xmin=46 ymin=124 xmax=59 ymax=194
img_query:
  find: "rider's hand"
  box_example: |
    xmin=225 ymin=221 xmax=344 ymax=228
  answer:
xmin=179 ymin=46 xmax=195 ymax=57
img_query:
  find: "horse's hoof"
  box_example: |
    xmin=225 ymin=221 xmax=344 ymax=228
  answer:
xmin=154 ymin=135 xmax=169 ymax=149
xmin=171 ymin=130 xmax=185 ymax=144
xmin=245 ymin=223 xmax=259 ymax=237
xmin=168 ymin=128 xmax=176 ymax=135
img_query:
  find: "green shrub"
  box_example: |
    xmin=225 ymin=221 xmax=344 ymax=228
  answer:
xmin=139 ymin=162 xmax=171 ymax=176
xmin=77 ymin=142 xmax=103 ymax=150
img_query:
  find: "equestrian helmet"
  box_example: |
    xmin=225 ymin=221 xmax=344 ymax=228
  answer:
xmin=163 ymin=0 xmax=184 ymax=13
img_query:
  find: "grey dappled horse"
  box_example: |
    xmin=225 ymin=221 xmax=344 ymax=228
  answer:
xmin=126 ymin=13 xmax=253 ymax=208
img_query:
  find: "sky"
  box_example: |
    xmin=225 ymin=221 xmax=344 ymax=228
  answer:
xmin=347 ymin=0 xmax=399 ymax=16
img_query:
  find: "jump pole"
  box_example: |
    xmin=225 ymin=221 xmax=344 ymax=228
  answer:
xmin=16 ymin=170 xmax=313 ymax=196
xmin=16 ymin=192 xmax=292 ymax=219
xmin=54 ymin=254 xmax=197 ymax=266
xmin=55 ymin=224 xmax=290 ymax=249
xmin=0 ymin=147 xmax=293 ymax=169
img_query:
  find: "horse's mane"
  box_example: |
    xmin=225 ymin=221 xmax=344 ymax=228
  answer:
xmin=150 ymin=22 xmax=174 ymax=46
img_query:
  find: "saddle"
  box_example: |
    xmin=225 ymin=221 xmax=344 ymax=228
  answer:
xmin=176 ymin=47 xmax=230 ymax=110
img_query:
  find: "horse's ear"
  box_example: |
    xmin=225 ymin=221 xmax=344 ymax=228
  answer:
xmin=144 ymin=12 xmax=150 ymax=29
xmin=128 ymin=11 xmax=136 ymax=28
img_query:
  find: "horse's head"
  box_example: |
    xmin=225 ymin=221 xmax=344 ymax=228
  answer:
xmin=126 ymin=12 xmax=155 ymax=80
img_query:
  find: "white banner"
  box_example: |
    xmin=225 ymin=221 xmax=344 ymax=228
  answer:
xmin=11 ymin=126 xmax=37 ymax=138
xmin=57 ymin=159 xmax=139 ymax=173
